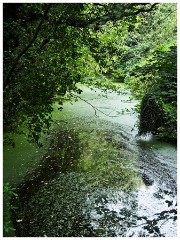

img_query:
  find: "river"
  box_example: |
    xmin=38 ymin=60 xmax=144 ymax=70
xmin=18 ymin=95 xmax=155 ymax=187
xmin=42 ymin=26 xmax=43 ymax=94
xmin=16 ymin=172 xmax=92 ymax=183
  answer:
xmin=4 ymin=85 xmax=177 ymax=237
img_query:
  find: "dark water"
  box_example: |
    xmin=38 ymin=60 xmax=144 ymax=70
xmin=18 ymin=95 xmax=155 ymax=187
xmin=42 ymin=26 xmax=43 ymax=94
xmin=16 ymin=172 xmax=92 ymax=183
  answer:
xmin=6 ymin=86 xmax=177 ymax=237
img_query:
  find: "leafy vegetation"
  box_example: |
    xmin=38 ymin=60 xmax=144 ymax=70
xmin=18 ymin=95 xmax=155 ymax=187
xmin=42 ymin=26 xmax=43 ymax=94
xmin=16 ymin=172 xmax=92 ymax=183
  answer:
xmin=4 ymin=2 xmax=176 ymax=145
xmin=128 ymin=45 xmax=177 ymax=141
xmin=86 ymin=3 xmax=177 ymax=141
xmin=3 ymin=183 xmax=17 ymax=235
xmin=3 ymin=3 xmax=177 ymax=237
xmin=122 ymin=4 xmax=177 ymax=141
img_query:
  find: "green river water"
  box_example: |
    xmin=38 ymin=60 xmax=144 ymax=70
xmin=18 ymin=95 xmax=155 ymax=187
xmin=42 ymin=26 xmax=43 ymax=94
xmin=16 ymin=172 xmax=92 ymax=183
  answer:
xmin=3 ymin=85 xmax=177 ymax=237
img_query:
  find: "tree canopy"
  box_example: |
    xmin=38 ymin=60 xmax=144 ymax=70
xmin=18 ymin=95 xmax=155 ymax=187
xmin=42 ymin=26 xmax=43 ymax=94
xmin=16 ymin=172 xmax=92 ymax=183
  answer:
xmin=3 ymin=3 xmax=177 ymax=145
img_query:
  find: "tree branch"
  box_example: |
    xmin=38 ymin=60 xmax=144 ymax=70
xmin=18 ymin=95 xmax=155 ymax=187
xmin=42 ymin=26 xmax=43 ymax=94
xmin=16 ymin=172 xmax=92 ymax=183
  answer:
xmin=4 ymin=3 xmax=52 ymax=90
xmin=70 ymin=92 xmax=117 ymax=117
xmin=62 ymin=3 xmax=158 ymax=28
xmin=3 ymin=3 xmax=158 ymax=89
xmin=38 ymin=4 xmax=71 ymax=52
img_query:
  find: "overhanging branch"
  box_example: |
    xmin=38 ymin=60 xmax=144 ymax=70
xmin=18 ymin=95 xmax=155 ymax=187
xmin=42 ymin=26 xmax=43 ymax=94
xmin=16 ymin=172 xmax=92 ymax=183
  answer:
xmin=62 ymin=3 xmax=159 ymax=28
xmin=4 ymin=3 xmax=52 ymax=90
xmin=70 ymin=92 xmax=117 ymax=118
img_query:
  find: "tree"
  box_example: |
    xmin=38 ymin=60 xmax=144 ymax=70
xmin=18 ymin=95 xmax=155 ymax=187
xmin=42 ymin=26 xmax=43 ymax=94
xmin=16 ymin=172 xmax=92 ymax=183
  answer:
xmin=118 ymin=3 xmax=177 ymax=141
xmin=136 ymin=45 xmax=177 ymax=141
xmin=3 ymin=3 xmax=159 ymax=145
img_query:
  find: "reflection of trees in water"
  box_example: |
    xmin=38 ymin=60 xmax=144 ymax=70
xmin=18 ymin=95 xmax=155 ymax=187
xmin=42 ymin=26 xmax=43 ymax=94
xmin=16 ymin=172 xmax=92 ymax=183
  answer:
xmin=11 ymin=127 xmax=176 ymax=237
xmin=134 ymin=138 xmax=177 ymax=237
xmin=84 ymin=186 xmax=177 ymax=237
xmin=11 ymin=127 xmax=141 ymax=237
xmin=87 ymin=129 xmax=143 ymax=190
xmin=13 ymin=172 xmax=98 ymax=237
xmin=84 ymin=189 xmax=139 ymax=237
xmin=11 ymin=129 xmax=82 ymax=236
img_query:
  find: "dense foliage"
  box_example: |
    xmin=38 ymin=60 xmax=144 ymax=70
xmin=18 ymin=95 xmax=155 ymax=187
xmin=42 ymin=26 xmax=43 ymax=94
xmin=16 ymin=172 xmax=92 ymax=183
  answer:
xmin=124 ymin=4 xmax=177 ymax=141
xmin=3 ymin=3 xmax=177 ymax=144
xmin=130 ymin=45 xmax=177 ymax=140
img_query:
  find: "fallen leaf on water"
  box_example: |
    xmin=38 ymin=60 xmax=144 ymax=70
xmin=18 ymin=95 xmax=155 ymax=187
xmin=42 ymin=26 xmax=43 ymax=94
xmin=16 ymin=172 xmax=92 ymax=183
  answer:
xmin=16 ymin=219 xmax=23 ymax=222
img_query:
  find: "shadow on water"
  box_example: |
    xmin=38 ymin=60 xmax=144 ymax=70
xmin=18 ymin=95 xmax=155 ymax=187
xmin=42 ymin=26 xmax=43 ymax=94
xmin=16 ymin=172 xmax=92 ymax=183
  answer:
xmin=20 ymin=130 xmax=81 ymax=191
xmin=11 ymin=129 xmax=85 ymax=236
xmin=11 ymin=124 xmax=142 ymax=237
xmin=9 ymin=120 xmax=177 ymax=237
xmin=6 ymin=85 xmax=177 ymax=237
